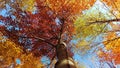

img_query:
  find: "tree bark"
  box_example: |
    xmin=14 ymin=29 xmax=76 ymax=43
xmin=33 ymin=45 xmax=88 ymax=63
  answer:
xmin=55 ymin=42 xmax=76 ymax=68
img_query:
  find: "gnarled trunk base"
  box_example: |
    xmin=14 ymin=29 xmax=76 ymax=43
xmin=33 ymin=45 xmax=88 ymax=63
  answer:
xmin=55 ymin=43 xmax=76 ymax=68
xmin=55 ymin=57 xmax=76 ymax=68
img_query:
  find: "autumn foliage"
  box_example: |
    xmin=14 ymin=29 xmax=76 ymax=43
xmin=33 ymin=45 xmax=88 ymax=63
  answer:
xmin=1 ymin=0 xmax=120 ymax=68
xmin=0 ymin=0 xmax=95 ymax=58
xmin=0 ymin=33 xmax=43 ymax=68
xmin=98 ymin=22 xmax=120 ymax=65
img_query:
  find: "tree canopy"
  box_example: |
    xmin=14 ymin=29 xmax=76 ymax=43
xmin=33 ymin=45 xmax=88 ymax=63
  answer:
xmin=0 ymin=0 xmax=120 ymax=68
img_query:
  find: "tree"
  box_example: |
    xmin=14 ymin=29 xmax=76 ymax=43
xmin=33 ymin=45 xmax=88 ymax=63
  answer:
xmin=95 ymin=0 xmax=120 ymax=67
xmin=1 ymin=0 xmax=120 ymax=68
xmin=0 ymin=0 xmax=95 ymax=68
xmin=74 ymin=0 xmax=120 ymax=67
xmin=98 ymin=22 xmax=120 ymax=68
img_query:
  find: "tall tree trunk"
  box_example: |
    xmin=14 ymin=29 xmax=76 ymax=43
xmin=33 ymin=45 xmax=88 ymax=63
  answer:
xmin=55 ymin=42 xmax=76 ymax=68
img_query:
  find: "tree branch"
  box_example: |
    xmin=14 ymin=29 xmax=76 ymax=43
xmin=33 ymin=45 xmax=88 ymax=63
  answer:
xmin=87 ymin=18 xmax=120 ymax=25
xmin=58 ymin=17 xmax=65 ymax=44
xmin=0 ymin=27 xmax=55 ymax=47
xmin=17 ymin=35 xmax=56 ymax=47
xmin=103 ymin=36 xmax=120 ymax=45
